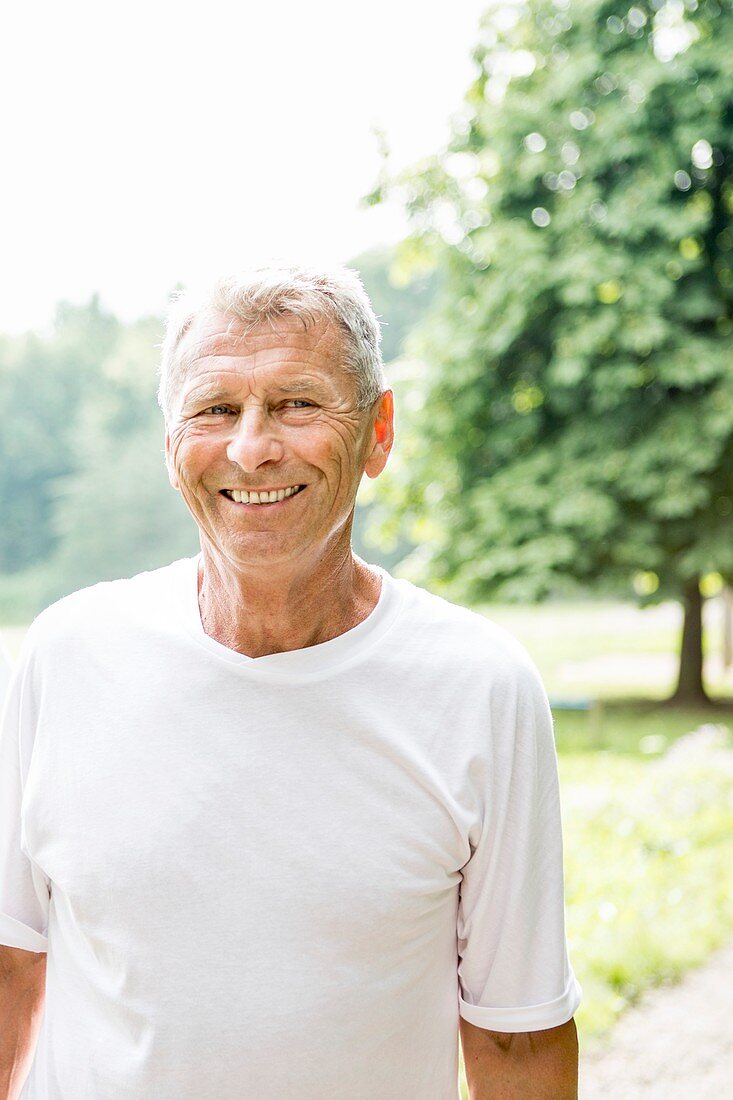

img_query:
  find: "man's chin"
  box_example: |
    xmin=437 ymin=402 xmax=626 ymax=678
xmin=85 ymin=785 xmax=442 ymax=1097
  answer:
xmin=202 ymin=533 xmax=309 ymax=571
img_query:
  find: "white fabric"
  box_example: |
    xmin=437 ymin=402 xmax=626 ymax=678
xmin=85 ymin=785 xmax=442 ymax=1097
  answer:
xmin=0 ymin=637 xmax=12 ymax=709
xmin=0 ymin=557 xmax=581 ymax=1100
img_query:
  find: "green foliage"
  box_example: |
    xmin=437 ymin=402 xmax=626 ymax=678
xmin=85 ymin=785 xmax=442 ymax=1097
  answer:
xmin=0 ymin=566 xmax=56 ymax=626
xmin=45 ymin=316 xmax=199 ymax=604
xmin=350 ymin=245 xmax=439 ymax=362
xmin=372 ymin=0 xmax=733 ymax=609
xmin=0 ymin=302 xmax=199 ymax=617
xmin=561 ymin=729 xmax=733 ymax=1036
xmin=0 ymin=298 xmax=119 ymax=573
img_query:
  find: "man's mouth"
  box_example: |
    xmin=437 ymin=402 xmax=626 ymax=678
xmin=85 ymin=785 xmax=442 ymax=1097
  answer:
xmin=219 ymin=484 xmax=306 ymax=505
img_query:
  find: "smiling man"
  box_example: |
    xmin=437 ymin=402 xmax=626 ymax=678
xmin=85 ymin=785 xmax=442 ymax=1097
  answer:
xmin=163 ymin=299 xmax=391 ymax=658
xmin=0 ymin=266 xmax=580 ymax=1099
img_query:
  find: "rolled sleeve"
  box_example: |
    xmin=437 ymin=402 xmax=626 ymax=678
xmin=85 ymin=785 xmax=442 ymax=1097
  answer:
xmin=459 ymin=967 xmax=581 ymax=1033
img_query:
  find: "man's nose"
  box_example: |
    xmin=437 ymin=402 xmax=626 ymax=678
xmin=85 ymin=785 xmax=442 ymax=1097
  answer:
xmin=226 ymin=406 xmax=284 ymax=471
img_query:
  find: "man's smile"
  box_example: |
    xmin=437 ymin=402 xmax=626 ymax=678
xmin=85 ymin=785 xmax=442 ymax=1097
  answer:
xmin=219 ymin=484 xmax=306 ymax=506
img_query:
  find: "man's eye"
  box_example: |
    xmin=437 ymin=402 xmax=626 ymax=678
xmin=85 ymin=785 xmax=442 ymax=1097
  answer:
xmin=285 ymin=400 xmax=314 ymax=409
xmin=204 ymin=404 xmax=234 ymax=415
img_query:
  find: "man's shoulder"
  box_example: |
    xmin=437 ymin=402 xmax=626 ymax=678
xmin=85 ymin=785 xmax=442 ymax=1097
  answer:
xmin=388 ymin=574 xmax=539 ymax=681
xmin=30 ymin=557 xmax=195 ymax=649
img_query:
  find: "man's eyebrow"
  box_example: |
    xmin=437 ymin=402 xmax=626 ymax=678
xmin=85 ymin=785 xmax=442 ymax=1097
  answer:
xmin=270 ymin=379 xmax=330 ymax=395
xmin=180 ymin=386 xmax=231 ymax=407
xmin=180 ymin=379 xmax=331 ymax=406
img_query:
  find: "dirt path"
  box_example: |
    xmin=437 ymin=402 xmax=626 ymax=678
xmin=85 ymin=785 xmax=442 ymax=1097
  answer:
xmin=580 ymin=938 xmax=733 ymax=1098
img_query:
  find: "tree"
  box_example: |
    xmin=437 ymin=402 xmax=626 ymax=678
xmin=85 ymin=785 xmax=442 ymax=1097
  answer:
xmin=347 ymin=246 xmax=440 ymax=571
xmin=46 ymin=315 xmax=199 ymax=604
xmin=370 ymin=0 xmax=733 ymax=704
xmin=0 ymin=303 xmax=200 ymax=618
xmin=351 ymin=245 xmax=439 ymax=363
xmin=0 ymin=298 xmax=120 ymax=574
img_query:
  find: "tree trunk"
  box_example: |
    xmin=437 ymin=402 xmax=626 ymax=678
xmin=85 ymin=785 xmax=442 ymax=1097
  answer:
xmin=669 ymin=577 xmax=710 ymax=704
xmin=723 ymin=587 xmax=733 ymax=670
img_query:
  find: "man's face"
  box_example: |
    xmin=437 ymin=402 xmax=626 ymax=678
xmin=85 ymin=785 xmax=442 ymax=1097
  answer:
xmin=165 ymin=310 xmax=393 ymax=570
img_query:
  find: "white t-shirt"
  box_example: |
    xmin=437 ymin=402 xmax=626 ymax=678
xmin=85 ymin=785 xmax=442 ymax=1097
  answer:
xmin=0 ymin=557 xmax=581 ymax=1100
xmin=0 ymin=639 xmax=11 ymax=709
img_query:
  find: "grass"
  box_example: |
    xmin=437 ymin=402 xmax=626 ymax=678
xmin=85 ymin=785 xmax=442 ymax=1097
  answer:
xmin=560 ymin=734 xmax=733 ymax=1041
xmin=478 ymin=593 xmax=733 ymax=758
xmin=551 ymin=699 xmax=733 ymax=756
xmin=482 ymin=594 xmax=733 ymax=704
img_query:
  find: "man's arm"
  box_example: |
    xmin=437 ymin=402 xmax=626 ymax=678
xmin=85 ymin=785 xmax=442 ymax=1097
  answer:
xmin=0 ymin=945 xmax=46 ymax=1100
xmin=460 ymin=1016 xmax=578 ymax=1099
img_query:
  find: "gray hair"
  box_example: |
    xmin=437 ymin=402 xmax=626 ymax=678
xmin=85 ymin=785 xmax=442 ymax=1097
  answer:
xmin=157 ymin=265 xmax=386 ymax=420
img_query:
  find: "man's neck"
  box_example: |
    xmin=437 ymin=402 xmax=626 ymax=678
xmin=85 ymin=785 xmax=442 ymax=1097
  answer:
xmin=196 ymin=546 xmax=382 ymax=659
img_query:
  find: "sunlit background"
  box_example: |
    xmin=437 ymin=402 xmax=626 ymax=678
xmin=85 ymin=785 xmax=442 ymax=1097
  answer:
xmin=1 ymin=0 xmax=487 ymax=332
xmin=2 ymin=2 xmax=733 ymax=1096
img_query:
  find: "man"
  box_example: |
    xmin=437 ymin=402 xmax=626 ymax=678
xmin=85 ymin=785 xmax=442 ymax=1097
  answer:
xmin=0 ymin=266 xmax=581 ymax=1098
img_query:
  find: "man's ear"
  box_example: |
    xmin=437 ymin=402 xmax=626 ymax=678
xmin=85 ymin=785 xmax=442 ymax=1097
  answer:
xmin=364 ymin=389 xmax=395 ymax=479
xmin=165 ymin=432 xmax=180 ymax=490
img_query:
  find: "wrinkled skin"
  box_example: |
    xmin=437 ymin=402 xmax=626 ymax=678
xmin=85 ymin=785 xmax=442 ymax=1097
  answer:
xmin=165 ymin=310 xmax=394 ymax=656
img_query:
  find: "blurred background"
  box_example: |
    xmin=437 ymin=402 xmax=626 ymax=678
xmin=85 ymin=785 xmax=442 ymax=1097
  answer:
xmin=2 ymin=0 xmax=733 ymax=1093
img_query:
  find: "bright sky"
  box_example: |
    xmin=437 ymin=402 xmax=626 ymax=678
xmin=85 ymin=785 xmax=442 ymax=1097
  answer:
xmin=1 ymin=0 xmax=489 ymax=333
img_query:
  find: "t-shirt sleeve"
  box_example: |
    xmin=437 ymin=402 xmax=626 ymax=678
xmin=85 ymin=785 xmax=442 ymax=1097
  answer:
xmin=0 ymin=633 xmax=50 ymax=952
xmin=456 ymin=651 xmax=581 ymax=1032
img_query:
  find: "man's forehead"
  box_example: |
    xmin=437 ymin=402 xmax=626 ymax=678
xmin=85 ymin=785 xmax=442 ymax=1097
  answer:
xmin=179 ymin=309 xmax=343 ymax=364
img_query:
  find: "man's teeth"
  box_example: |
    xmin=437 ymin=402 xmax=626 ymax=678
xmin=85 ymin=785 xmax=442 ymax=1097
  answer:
xmin=224 ymin=485 xmax=302 ymax=504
